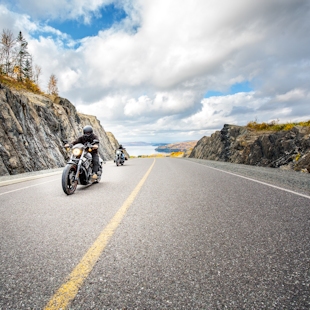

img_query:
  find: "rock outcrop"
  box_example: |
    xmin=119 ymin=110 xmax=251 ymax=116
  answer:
xmin=190 ymin=124 xmax=310 ymax=172
xmin=0 ymin=83 xmax=116 ymax=176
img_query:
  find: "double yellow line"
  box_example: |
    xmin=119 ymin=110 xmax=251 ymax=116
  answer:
xmin=45 ymin=159 xmax=156 ymax=309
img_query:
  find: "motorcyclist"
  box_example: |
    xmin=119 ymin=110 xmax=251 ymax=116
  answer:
xmin=65 ymin=125 xmax=100 ymax=179
xmin=117 ymin=144 xmax=126 ymax=161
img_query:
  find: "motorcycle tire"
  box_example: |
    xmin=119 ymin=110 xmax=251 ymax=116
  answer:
xmin=62 ymin=164 xmax=78 ymax=195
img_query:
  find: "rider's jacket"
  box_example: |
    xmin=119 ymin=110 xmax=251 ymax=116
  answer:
xmin=72 ymin=133 xmax=99 ymax=154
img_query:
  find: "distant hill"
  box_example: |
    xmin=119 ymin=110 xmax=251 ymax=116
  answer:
xmin=155 ymin=141 xmax=198 ymax=155
xmin=125 ymin=142 xmax=152 ymax=146
xmin=124 ymin=142 xmax=169 ymax=146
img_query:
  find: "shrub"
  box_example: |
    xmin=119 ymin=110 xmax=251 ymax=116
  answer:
xmin=0 ymin=74 xmax=43 ymax=94
xmin=170 ymin=152 xmax=184 ymax=157
xmin=246 ymin=120 xmax=310 ymax=131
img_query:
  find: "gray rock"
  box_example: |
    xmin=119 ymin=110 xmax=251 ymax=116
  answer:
xmin=0 ymin=83 xmax=117 ymax=176
xmin=189 ymin=124 xmax=310 ymax=172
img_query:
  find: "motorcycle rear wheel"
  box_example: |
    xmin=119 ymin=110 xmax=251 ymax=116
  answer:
xmin=62 ymin=164 xmax=78 ymax=195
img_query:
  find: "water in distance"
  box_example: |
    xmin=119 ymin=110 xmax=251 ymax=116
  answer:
xmin=125 ymin=145 xmax=169 ymax=156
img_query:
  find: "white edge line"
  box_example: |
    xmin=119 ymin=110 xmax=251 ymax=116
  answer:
xmin=0 ymin=178 xmax=59 ymax=196
xmin=0 ymin=171 xmax=62 ymax=187
xmin=192 ymin=161 xmax=310 ymax=200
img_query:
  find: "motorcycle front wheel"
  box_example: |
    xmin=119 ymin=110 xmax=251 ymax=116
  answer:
xmin=62 ymin=164 xmax=78 ymax=195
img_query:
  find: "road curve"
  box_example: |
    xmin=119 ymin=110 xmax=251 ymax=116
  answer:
xmin=1 ymin=158 xmax=309 ymax=309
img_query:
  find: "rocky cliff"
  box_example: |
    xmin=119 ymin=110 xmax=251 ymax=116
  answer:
xmin=190 ymin=124 xmax=310 ymax=172
xmin=0 ymin=83 xmax=116 ymax=176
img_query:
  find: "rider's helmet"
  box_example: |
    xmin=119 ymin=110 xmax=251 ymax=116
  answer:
xmin=119 ymin=144 xmax=123 ymax=149
xmin=83 ymin=125 xmax=93 ymax=137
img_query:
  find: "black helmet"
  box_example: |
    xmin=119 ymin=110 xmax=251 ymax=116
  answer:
xmin=83 ymin=125 xmax=93 ymax=137
xmin=119 ymin=144 xmax=123 ymax=149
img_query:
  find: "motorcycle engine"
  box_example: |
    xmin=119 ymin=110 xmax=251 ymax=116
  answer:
xmin=85 ymin=153 xmax=92 ymax=159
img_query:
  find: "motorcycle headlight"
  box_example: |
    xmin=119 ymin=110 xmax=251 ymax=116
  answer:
xmin=72 ymin=148 xmax=82 ymax=157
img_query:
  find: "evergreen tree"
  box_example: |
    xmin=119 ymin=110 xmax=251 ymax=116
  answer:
xmin=16 ymin=31 xmax=29 ymax=81
xmin=23 ymin=55 xmax=33 ymax=80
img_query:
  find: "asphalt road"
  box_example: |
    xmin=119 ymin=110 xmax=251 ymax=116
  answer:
xmin=1 ymin=158 xmax=309 ymax=309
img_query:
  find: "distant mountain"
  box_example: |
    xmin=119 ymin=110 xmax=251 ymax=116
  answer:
xmin=151 ymin=143 xmax=169 ymax=146
xmin=124 ymin=142 xmax=169 ymax=146
xmin=155 ymin=141 xmax=198 ymax=155
xmin=124 ymin=142 xmax=152 ymax=146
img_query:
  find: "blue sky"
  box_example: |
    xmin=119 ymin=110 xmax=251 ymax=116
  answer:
xmin=48 ymin=4 xmax=127 ymax=40
xmin=0 ymin=0 xmax=309 ymax=143
xmin=205 ymin=82 xmax=253 ymax=98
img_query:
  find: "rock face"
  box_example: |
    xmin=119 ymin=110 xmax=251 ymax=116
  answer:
xmin=0 ymin=83 xmax=116 ymax=176
xmin=189 ymin=124 xmax=310 ymax=172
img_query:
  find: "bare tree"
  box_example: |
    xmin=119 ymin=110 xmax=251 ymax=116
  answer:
xmin=48 ymin=74 xmax=59 ymax=96
xmin=0 ymin=29 xmax=16 ymax=76
xmin=33 ymin=64 xmax=42 ymax=85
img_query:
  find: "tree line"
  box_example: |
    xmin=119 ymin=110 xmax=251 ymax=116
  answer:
xmin=0 ymin=28 xmax=58 ymax=96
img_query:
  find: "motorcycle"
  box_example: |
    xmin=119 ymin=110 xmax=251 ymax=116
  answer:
xmin=62 ymin=140 xmax=103 ymax=195
xmin=115 ymin=149 xmax=125 ymax=166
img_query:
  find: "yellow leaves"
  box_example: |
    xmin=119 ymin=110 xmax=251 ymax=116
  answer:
xmin=246 ymin=120 xmax=310 ymax=131
xmin=170 ymin=152 xmax=184 ymax=157
xmin=0 ymin=74 xmax=42 ymax=94
xmin=47 ymin=74 xmax=58 ymax=96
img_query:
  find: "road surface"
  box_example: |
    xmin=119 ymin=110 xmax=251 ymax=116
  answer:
xmin=1 ymin=158 xmax=309 ymax=309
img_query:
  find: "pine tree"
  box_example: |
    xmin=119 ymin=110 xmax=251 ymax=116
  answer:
xmin=16 ymin=31 xmax=29 ymax=81
xmin=23 ymin=55 xmax=33 ymax=80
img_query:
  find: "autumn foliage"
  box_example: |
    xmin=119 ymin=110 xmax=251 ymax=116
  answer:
xmin=246 ymin=120 xmax=310 ymax=131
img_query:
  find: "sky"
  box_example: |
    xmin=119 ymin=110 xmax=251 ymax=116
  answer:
xmin=0 ymin=0 xmax=309 ymax=144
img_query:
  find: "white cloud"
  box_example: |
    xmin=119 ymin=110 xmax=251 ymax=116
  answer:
xmin=0 ymin=0 xmax=310 ymax=143
xmin=276 ymin=88 xmax=307 ymax=102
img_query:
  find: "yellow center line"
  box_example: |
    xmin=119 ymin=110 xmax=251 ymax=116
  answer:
xmin=44 ymin=159 xmax=156 ymax=310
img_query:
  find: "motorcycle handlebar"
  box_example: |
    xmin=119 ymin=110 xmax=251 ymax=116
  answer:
xmin=64 ymin=141 xmax=98 ymax=149
xmin=86 ymin=142 xmax=98 ymax=148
